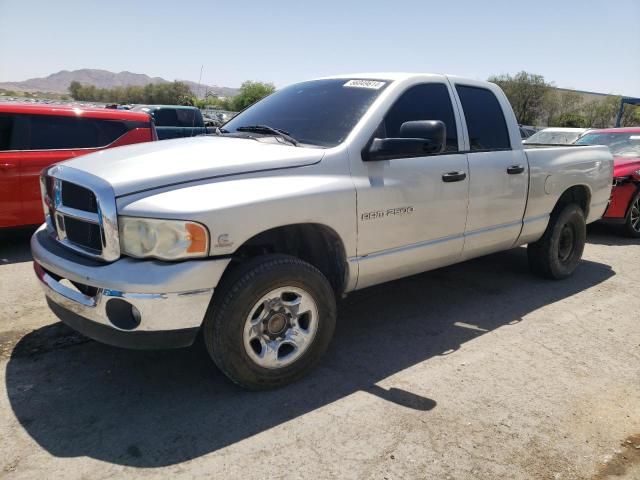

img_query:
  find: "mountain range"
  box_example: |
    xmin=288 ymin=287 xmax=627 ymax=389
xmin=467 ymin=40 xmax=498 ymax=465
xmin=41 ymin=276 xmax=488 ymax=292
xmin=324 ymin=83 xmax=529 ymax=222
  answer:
xmin=0 ymin=69 xmax=239 ymax=98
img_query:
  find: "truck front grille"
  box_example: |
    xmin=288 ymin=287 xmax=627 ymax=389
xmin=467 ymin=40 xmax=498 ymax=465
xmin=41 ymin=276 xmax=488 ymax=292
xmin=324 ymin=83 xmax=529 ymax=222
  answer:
xmin=41 ymin=165 xmax=120 ymax=262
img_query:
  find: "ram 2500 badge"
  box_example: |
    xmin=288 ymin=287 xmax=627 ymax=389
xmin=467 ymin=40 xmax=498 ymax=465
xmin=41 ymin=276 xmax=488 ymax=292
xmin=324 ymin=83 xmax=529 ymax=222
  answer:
xmin=32 ymin=73 xmax=613 ymax=389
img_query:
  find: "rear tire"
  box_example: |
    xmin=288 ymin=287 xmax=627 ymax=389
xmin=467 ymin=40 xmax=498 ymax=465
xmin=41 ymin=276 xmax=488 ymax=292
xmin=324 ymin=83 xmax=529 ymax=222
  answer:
xmin=528 ymin=203 xmax=586 ymax=280
xmin=624 ymin=190 xmax=640 ymax=238
xmin=203 ymin=254 xmax=336 ymax=390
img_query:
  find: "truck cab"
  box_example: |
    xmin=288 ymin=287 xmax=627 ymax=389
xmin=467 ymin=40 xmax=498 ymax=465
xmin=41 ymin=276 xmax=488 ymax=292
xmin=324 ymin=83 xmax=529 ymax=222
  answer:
xmin=131 ymin=105 xmax=207 ymax=140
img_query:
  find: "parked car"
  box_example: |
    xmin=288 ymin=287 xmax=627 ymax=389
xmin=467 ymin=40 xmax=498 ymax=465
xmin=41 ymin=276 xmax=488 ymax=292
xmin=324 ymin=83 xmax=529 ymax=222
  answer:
xmin=574 ymin=128 xmax=640 ymax=236
xmin=524 ymin=127 xmax=588 ymax=145
xmin=32 ymin=74 xmax=613 ymax=389
xmin=519 ymin=125 xmax=537 ymax=139
xmin=0 ymin=104 xmax=156 ymax=228
xmin=131 ymin=105 xmax=208 ymax=140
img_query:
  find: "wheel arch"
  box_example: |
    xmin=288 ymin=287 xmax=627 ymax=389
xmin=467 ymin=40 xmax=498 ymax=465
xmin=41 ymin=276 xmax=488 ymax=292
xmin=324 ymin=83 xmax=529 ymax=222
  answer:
xmin=222 ymin=223 xmax=349 ymax=295
xmin=552 ymin=184 xmax=592 ymax=218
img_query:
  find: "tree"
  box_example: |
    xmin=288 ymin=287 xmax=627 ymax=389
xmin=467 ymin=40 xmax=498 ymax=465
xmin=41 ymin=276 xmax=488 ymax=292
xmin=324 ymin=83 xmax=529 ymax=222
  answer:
xmin=68 ymin=81 xmax=194 ymax=105
xmin=554 ymin=113 xmax=588 ymax=128
xmin=544 ymin=89 xmax=584 ymax=126
xmin=488 ymin=71 xmax=549 ymax=125
xmin=620 ymin=104 xmax=640 ymax=127
xmin=230 ymin=81 xmax=275 ymax=111
xmin=582 ymin=96 xmax=620 ymax=128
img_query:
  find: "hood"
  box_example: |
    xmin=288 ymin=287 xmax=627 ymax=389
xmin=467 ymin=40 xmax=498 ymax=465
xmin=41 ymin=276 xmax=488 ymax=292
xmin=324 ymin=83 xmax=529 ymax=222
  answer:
xmin=613 ymin=156 xmax=640 ymax=178
xmin=62 ymin=136 xmax=324 ymax=196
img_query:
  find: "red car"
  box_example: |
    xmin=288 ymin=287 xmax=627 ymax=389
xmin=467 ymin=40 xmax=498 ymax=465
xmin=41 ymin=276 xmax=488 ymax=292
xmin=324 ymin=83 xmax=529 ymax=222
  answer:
xmin=576 ymin=128 xmax=640 ymax=237
xmin=0 ymin=104 xmax=156 ymax=228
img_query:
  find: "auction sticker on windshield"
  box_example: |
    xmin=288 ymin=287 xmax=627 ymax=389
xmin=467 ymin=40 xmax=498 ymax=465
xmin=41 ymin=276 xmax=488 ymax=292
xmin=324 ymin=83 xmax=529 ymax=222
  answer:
xmin=343 ymin=79 xmax=386 ymax=89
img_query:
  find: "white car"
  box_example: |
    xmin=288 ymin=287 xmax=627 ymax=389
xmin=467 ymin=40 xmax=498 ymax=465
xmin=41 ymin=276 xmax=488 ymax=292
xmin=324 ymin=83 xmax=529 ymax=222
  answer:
xmin=524 ymin=127 xmax=589 ymax=145
xmin=32 ymin=73 xmax=613 ymax=389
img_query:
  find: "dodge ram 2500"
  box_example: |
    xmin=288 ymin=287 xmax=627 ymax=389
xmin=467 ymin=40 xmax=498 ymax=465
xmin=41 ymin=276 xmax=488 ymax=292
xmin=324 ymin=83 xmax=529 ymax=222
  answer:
xmin=31 ymin=73 xmax=614 ymax=389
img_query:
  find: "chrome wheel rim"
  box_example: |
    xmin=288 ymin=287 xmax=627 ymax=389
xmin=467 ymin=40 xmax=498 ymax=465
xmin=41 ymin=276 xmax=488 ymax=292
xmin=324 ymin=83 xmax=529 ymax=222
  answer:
xmin=630 ymin=197 xmax=640 ymax=233
xmin=243 ymin=286 xmax=318 ymax=369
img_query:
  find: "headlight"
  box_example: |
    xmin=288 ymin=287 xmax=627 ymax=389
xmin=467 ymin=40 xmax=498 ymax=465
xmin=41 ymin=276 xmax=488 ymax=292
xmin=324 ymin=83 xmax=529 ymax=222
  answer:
xmin=119 ymin=217 xmax=209 ymax=260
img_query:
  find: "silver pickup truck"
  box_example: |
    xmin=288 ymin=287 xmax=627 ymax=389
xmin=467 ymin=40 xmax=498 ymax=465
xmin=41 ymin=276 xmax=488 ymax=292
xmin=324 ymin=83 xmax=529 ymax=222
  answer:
xmin=31 ymin=73 xmax=613 ymax=389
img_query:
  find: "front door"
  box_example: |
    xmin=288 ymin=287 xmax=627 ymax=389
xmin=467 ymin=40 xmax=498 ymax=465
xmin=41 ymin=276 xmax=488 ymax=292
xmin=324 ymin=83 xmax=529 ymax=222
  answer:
xmin=352 ymin=82 xmax=470 ymax=289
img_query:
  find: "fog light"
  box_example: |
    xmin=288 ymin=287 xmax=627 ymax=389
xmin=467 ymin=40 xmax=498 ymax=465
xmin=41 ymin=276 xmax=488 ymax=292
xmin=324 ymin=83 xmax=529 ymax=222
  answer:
xmin=105 ymin=298 xmax=141 ymax=330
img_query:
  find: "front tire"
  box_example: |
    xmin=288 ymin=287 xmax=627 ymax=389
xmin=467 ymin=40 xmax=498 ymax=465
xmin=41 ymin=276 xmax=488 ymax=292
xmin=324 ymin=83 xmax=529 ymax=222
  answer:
xmin=203 ymin=254 xmax=336 ymax=390
xmin=624 ymin=190 xmax=640 ymax=238
xmin=528 ymin=204 xmax=586 ymax=280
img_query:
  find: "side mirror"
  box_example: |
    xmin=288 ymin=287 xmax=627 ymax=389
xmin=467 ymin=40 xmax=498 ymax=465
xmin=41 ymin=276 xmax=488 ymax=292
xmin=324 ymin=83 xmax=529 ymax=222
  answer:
xmin=363 ymin=120 xmax=446 ymax=161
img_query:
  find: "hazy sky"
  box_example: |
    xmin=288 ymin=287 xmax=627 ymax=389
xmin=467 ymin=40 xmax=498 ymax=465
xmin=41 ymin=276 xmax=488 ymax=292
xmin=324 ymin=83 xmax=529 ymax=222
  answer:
xmin=1 ymin=0 xmax=639 ymax=95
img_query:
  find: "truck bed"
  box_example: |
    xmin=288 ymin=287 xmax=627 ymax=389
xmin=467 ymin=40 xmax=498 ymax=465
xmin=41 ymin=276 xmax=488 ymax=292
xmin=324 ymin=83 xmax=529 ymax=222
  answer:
xmin=522 ymin=144 xmax=613 ymax=227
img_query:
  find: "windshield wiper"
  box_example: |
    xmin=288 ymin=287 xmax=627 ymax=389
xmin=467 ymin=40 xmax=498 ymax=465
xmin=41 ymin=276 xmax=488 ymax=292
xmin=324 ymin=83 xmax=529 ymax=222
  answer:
xmin=235 ymin=125 xmax=299 ymax=146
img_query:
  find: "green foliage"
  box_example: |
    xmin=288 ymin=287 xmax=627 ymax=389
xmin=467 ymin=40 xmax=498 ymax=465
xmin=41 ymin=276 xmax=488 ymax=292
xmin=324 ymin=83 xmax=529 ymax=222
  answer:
xmin=68 ymin=79 xmax=274 ymax=112
xmin=621 ymin=104 xmax=640 ymax=127
xmin=192 ymin=95 xmax=234 ymax=110
xmin=582 ymin=96 xmax=620 ymax=128
xmin=488 ymin=71 xmax=549 ymax=125
xmin=554 ymin=113 xmax=588 ymax=128
xmin=543 ymin=89 xmax=584 ymax=126
xmin=69 ymin=80 xmax=194 ymax=105
xmin=229 ymin=81 xmax=275 ymax=111
xmin=488 ymin=71 xmax=629 ymax=128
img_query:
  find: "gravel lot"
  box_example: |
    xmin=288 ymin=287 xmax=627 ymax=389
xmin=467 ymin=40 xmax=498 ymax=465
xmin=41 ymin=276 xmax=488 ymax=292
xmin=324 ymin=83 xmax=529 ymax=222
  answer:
xmin=1 ymin=225 xmax=638 ymax=479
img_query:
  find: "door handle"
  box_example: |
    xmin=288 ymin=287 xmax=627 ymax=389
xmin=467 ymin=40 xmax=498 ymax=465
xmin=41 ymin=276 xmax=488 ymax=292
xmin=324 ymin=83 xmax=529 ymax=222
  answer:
xmin=0 ymin=163 xmax=16 ymax=169
xmin=442 ymin=171 xmax=467 ymax=183
xmin=507 ymin=165 xmax=525 ymax=174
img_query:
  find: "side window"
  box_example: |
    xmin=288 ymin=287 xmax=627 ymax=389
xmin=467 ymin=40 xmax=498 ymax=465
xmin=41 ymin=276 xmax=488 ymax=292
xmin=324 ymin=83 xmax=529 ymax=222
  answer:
xmin=382 ymin=83 xmax=458 ymax=152
xmin=153 ymin=109 xmax=179 ymax=126
xmin=455 ymin=85 xmax=511 ymax=151
xmin=175 ymin=109 xmax=196 ymax=127
xmin=0 ymin=114 xmax=14 ymax=150
xmin=25 ymin=116 xmax=128 ymax=150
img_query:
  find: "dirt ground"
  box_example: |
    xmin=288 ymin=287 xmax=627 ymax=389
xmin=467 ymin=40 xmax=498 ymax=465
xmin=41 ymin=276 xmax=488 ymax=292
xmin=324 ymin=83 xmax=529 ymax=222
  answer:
xmin=0 ymin=224 xmax=638 ymax=480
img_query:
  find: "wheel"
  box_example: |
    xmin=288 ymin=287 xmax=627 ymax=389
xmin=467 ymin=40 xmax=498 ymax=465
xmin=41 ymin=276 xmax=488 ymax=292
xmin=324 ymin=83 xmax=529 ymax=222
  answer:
xmin=527 ymin=203 xmax=586 ymax=280
xmin=203 ymin=254 xmax=336 ymax=390
xmin=624 ymin=190 xmax=640 ymax=238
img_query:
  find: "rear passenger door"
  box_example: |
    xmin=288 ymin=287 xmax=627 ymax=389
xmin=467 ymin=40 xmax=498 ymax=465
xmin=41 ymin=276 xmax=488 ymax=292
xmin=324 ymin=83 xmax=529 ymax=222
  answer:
xmin=453 ymin=84 xmax=529 ymax=259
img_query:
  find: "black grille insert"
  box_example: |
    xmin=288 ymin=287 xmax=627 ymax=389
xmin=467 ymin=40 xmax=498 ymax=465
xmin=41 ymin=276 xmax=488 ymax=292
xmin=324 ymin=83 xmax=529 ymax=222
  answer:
xmin=61 ymin=181 xmax=98 ymax=213
xmin=64 ymin=216 xmax=102 ymax=252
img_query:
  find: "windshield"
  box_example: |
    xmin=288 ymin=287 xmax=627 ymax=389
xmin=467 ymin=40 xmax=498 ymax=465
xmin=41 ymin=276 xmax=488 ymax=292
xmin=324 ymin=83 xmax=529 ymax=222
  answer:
xmin=526 ymin=130 xmax=584 ymax=145
xmin=575 ymin=132 xmax=640 ymax=157
xmin=223 ymin=78 xmax=390 ymax=147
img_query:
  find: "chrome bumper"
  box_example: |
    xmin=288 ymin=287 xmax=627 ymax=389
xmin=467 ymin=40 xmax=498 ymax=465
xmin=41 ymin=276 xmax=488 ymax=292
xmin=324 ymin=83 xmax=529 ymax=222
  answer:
xmin=35 ymin=262 xmax=213 ymax=332
xmin=31 ymin=225 xmax=230 ymax=345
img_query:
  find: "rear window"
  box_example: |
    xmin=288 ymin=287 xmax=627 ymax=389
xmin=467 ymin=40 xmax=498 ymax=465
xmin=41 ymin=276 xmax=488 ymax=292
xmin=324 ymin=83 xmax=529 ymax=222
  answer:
xmin=456 ymin=85 xmax=511 ymax=151
xmin=12 ymin=115 xmax=129 ymax=150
